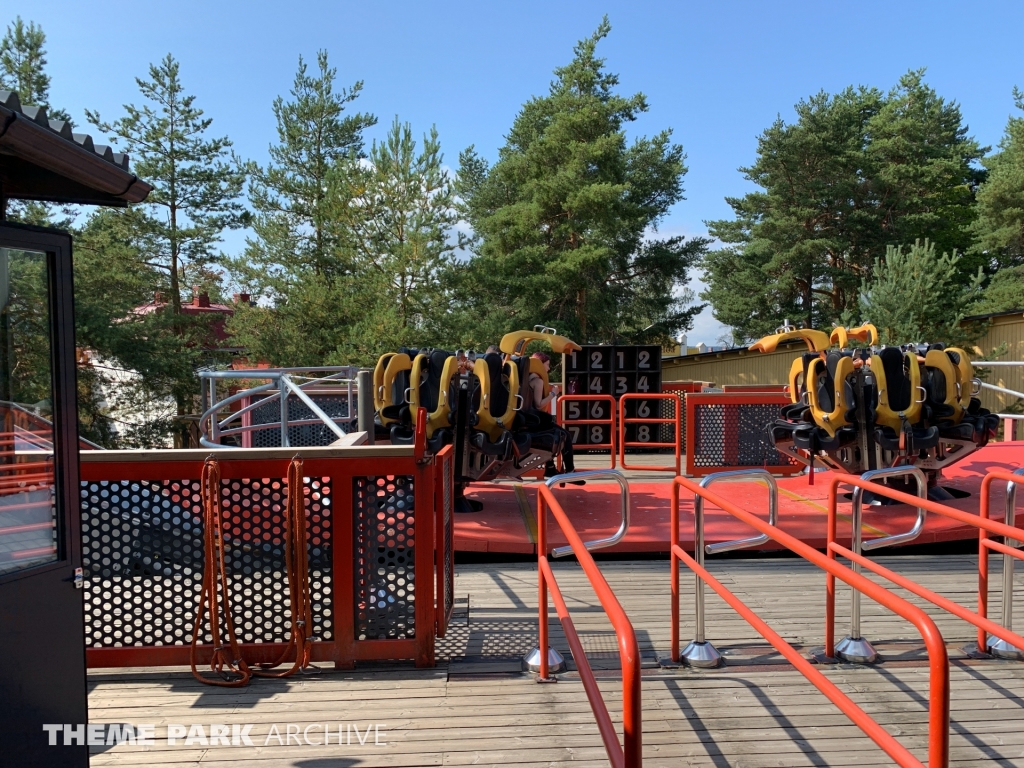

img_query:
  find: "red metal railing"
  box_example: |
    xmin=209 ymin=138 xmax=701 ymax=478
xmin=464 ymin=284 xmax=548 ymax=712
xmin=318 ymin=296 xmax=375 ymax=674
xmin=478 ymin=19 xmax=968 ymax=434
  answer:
xmin=671 ymin=475 xmax=949 ymax=768
xmin=558 ymin=394 xmax=617 ymax=468
xmin=536 ymin=483 xmax=641 ymax=768
xmin=824 ymin=470 xmax=1024 ymax=661
xmin=618 ymin=393 xmax=680 ymax=473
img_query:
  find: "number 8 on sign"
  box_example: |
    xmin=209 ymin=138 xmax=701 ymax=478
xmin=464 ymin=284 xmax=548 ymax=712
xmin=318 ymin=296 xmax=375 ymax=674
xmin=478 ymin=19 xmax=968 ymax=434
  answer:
xmin=590 ymin=425 xmax=605 ymax=444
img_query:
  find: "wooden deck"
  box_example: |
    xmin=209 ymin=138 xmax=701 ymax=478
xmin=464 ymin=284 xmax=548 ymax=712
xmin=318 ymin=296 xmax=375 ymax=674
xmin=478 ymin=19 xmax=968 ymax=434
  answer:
xmin=88 ymin=554 xmax=1024 ymax=767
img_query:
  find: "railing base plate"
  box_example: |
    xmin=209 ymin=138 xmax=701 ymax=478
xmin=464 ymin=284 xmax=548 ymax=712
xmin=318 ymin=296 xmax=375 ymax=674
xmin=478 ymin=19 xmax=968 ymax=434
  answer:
xmin=681 ymin=640 xmax=723 ymax=668
xmin=835 ymin=635 xmax=878 ymax=663
xmin=988 ymin=635 xmax=1024 ymax=660
xmin=524 ymin=646 xmax=567 ymax=674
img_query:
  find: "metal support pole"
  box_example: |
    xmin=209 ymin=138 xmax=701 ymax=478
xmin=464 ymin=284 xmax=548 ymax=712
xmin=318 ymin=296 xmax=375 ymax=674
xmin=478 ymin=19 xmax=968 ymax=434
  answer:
xmin=357 ymin=369 xmax=375 ymax=445
xmin=278 ymin=375 xmax=290 ymax=448
xmin=678 ymin=495 xmax=724 ymax=667
xmin=680 ymin=469 xmax=780 ymax=668
xmin=836 ymin=466 xmax=927 ymax=663
xmin=989 ymin=472 xmax=1023 ymax=659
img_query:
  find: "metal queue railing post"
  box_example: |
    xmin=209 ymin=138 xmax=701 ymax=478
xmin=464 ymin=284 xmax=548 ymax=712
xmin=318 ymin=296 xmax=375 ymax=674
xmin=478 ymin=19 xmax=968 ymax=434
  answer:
xmin=833 ymin=466 xmax=928 ymax=663
xmin=671 ymin=469 xmax=779 ymax=668
xmin=979 ymin=468 xmax=1024 ymax=659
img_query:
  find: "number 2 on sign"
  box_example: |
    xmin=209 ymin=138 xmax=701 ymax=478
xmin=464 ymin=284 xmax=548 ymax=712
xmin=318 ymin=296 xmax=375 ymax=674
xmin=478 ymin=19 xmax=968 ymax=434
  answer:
xmin=591 ymin=351 xmax=603 ymax=369
xmin=638 ymin=350 xmax=650 ymax=368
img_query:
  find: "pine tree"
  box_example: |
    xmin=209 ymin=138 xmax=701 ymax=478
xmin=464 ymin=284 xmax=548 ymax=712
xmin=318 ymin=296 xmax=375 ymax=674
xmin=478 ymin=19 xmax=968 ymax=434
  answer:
xmin=704 ymin=71 xmax=985 ymax=342
xmin=454 ymin=18 xmax=707 ymax=345
xmin=859 ymin=240 xmax=983 ymax=346
xmin=236 ymin=51 xmax=376 ymax=292
xmin=86 ymin=54 xmax=247 ymax=446
xmin=972 ymin=88 xmax=1024 ymax=271
xmin=0 ymin=17 xmax=70 ymax=121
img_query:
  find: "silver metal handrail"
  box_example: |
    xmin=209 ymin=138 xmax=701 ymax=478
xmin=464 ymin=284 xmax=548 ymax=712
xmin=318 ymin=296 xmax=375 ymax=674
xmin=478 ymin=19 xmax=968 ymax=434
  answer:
xmin=704 ymin=469 xmax=779 ymax=554
xmin=836 ymin=465 xmax=926 ymax=663
xmin=547 ymin=470 xmax=630 ymax=558
xmin=680 ymin=469 xmax=780 ymax=668
xmin=199 ymin=367 xmax=358 ymax=449
xmin=989 ymin=468 xmax=1024 ymax=659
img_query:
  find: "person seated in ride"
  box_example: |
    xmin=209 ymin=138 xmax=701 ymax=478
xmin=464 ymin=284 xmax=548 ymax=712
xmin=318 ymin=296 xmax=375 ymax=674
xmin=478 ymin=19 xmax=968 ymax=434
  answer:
xmin=529 ymin=352 xmax=582 ymax=483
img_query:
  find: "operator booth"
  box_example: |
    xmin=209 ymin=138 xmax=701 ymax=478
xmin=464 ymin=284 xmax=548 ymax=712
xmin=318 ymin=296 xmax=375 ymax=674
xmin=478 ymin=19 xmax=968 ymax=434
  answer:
xmin=0 ymin=89 xmax=152 ymax=767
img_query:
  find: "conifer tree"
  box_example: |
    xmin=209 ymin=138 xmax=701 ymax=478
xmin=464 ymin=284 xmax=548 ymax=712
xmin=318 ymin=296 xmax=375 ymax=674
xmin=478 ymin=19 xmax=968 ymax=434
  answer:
xmin=704 ymin=71 xmax=984 ymax=342
xmin=454 ymin=18 xmax=707 ymax=345
xmin=0 ymin=16 xmax=72 ymax=226
xmin=972 ymin=88 xmax=1024 ymax=271
xmin=86 ymin=54 xmax=247 ymax=446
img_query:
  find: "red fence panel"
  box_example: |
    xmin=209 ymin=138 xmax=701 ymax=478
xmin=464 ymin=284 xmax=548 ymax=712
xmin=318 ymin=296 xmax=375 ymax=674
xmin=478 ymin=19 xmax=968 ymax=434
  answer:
xmin=684 ymin=392 xmax=801 ymax=477
xmin=618 ymin=393 xmax=681 ymax=473
xmin=79 ymin=445 xmax=439 ymax=669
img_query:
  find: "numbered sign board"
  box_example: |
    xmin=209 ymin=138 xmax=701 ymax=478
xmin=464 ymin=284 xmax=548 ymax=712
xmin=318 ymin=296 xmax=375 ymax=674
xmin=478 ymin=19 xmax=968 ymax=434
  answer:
xmin=562 ymin=345 xmax=662 ymax=445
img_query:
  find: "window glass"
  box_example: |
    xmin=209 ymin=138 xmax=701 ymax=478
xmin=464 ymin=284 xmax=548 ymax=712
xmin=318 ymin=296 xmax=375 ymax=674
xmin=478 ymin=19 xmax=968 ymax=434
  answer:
xmin=0 ymin=248 xmax=58 ymax=576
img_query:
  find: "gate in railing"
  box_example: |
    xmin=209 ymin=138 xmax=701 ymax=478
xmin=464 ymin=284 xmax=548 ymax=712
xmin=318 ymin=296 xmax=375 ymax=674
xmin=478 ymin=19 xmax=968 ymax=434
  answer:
xmin=78 ymin=444 xmax=453 ymax=669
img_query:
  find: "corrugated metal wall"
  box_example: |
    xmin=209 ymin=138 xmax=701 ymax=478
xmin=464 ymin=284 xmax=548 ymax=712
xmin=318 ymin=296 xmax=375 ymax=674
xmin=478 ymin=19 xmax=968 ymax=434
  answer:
xmin=663 ymin=313 xmax=1024 ymax=413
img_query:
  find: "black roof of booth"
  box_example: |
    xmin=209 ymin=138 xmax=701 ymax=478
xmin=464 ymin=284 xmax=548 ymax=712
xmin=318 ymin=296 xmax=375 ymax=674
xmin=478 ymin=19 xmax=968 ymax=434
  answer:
xmin=0 ymin=90 xmax=151 ymax=207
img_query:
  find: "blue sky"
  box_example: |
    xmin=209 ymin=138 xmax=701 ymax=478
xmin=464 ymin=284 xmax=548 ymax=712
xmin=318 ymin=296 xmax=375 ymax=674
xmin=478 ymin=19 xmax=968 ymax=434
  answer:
xmin=9 ymin=0 xmax=1024 ymax=344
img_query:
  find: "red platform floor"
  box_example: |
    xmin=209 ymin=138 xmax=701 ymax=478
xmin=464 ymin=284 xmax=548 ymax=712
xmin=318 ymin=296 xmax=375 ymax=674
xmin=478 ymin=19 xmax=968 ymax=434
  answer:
xmin=454 ymin=442 xmax=1024 ymax=555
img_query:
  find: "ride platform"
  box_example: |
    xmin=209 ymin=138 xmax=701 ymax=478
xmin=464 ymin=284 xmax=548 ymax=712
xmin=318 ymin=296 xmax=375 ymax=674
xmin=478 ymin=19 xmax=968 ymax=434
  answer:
xmin=454 ymin=442 xmax=1024 ymax=555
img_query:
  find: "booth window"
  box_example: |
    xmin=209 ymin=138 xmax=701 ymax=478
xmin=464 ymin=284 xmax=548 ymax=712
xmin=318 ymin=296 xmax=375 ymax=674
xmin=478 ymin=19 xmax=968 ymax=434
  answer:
xmin=0 ymin=247 xmax=58 ymax=575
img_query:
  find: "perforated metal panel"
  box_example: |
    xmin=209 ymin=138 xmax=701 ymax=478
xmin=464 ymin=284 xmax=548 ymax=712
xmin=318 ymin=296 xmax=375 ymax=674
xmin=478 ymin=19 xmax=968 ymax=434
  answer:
xmin=691 ymin=402 xmax=790 ymax=469
xmin=218 ymin=477 xmax=334 ymax=644
xmin=250 ymin=393 xmax=354 ymax=448
xmin=81 ymin=480 xmax=205 ymax=647
xmin=353 ymin=475 xmax=416 ymax=640
xmin=80 ymin=476 xmax=333 ymax=647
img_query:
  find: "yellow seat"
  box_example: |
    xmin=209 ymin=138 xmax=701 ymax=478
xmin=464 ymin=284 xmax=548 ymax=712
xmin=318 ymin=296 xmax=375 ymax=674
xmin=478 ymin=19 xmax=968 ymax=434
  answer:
xmin=376 ymin=352 xmax=412 ymax=427
xmin=871 ymin=348 xmax=922 ymax=431
xmin=924 ymin=349 xmax=963 ymax=423
xmin=471 ymin=355 xmax=519 ymax=443
xmin=946 ymin=347 xmax=977 ymax=414
xmin=410 ymin=351 xmax=460 ymax=439
xmin=807 ymin=355 xmax=855 ymax=437
xmin=749 ymin=328 xmax=831 ymax=354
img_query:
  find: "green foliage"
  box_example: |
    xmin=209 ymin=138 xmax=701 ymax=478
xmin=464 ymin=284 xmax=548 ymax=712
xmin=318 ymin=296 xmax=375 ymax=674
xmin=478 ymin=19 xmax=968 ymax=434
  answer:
xmin=972 ymin=88 xmax=1024 ymax=271
xmin=85 ymin=55 xmax=247 ymax=445
xmin=453 ymin=18 xmax=707 ymax=345
xmin=237 ymin=51 xmax=376 ymax=289
xmin=0 ymin=16 xmax=70 ymax=122
xmin=859 ymin=240 xmax=984 ymax=346
xmin=228 ymin=53 xmax=461 ymax=367
xmin=972 ymin=265 xmax=1024 ymax=315
xmin=704 ymin=71 xmax=985 ymax=342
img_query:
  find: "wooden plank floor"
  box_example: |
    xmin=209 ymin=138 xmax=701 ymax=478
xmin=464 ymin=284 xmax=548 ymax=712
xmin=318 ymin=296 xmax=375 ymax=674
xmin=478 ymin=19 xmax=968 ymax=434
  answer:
xmin=88 ymin=554 xmax=1024 ymax=767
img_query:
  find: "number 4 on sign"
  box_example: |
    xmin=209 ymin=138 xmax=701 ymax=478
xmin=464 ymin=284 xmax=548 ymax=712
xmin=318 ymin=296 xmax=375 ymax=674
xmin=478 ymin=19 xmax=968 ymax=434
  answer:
xmin=637 ymin=376 xmax=649 ymax=392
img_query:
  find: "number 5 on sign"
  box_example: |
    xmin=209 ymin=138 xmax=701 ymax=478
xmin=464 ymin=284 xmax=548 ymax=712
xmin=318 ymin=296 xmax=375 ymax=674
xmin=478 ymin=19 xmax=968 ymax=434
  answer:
xmin=567 ymin=401 xmax=581 ymax=419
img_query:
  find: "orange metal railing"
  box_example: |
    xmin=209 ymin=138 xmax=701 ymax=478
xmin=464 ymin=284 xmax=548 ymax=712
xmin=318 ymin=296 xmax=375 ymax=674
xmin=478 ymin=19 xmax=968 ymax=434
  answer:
xmin=618 ymin=393 xmax=681 ymax=473
xmin=536 ymin=483 xmax=641 ymax=768
xmin=824 ymin=469 xmax=1024 ymax=662
xmin=671 ymin=475 xmax=950 ymax=768
xmin=558 ymin=394 xmax=616 ymax=468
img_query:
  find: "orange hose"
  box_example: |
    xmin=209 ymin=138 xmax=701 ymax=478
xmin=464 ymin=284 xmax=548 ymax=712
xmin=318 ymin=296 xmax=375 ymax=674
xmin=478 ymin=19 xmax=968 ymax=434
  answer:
xmin=190 ymin=458 xmax=251 ymax=687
